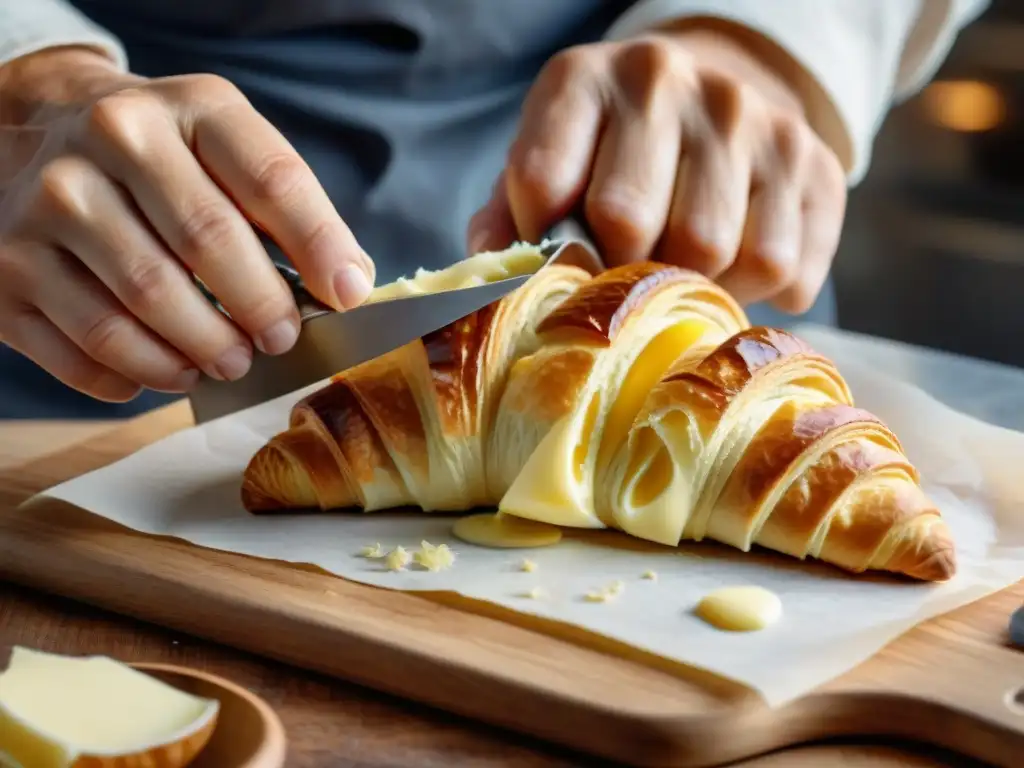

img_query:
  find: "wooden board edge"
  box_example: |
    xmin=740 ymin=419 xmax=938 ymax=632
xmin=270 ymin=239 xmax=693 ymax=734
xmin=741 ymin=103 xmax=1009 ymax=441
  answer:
xmin=2 ymin=405 xmax=1024 ymax=767
xmin=0 ymin=500 xmax=765 ymax=768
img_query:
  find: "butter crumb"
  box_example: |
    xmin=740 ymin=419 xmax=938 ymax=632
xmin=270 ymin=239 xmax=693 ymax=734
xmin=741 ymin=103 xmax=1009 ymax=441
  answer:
xmin=521 ymin=586 xmax=545 ymax=600
xmin=584 ymin=580 xmax=625 ymax=603
xmin=641 ymin=570 xmax=658 ymax=581
xmin=519 ymin=558 xmax=538 ymax=573
xmin=413 ymin=540 xmax=456 ymax=572
xmin=360 ymin=542 xmax=385 ymax=558
xmin=385 ymin=546 xmax=412 ymax=571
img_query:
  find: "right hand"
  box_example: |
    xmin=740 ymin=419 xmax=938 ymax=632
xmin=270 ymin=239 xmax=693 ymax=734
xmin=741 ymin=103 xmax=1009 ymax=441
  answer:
xmin=0 ymin=48 xmax=375 ymax=402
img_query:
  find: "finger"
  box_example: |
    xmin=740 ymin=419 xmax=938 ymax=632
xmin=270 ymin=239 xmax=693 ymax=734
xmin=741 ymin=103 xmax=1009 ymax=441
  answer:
xmin=772 ymin=168 xmax=847 ymax=314
xmin=26 ymin=245 xmax=201 ymax=393
xmin=191 ymin=94 xmax=375 ymax=311
xmin=467 ymin=172 xmax=519 ymax=255
xmin=716 ymin=177 xmax=802 ymax=307
xmin=33 ymin=155 xmax=255 ymax=381
xmin=720 ymin=117 xmax=817 ymax=308
xmin=505 ymin=48 xmax=605 ymax=242
xmin=654 ymin=141 xmax=751 ymax=277
xmin=0 ymin=302 xmax=141 ymax=403
xmin=81 ymin=91 xmax=303 ymax=354
xmin=583 ymin=106 xmax=681 ymax=266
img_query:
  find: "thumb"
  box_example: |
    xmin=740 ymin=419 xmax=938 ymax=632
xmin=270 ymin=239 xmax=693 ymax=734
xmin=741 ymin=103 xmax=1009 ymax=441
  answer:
xmin=466 ymin=172 xmax=519 ymax=256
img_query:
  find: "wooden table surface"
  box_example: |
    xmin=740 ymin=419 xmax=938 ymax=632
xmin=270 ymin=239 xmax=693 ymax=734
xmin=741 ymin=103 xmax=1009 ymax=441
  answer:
xmin=0 ymin=420 xmax=993 ymax=768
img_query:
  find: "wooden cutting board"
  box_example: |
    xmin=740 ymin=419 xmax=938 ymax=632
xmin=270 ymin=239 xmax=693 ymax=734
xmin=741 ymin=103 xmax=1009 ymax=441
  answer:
xmin=0 ymin=401 xmax=1022 ymax=768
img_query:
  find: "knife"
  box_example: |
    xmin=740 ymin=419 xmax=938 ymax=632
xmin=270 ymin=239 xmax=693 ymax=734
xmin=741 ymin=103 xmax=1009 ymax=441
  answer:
xmin=186 ymin=218 xmax=602 ymax=424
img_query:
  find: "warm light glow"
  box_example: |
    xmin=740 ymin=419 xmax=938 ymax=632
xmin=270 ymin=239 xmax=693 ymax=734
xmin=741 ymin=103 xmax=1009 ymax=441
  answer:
xmin=921 ymin=80 xmax=1005 ymax=133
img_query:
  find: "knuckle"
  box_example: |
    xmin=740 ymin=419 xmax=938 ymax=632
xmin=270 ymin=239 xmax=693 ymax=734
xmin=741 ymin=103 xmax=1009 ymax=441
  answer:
xmin=540 ymin=46 xmax=596 ymax=89
xmin=614 ymin=38 xmax=685 ymax=108
xmin=117 ymin=257 xmax=177 ymax=315
xmin=299 ymin=219 xmax=341 ymax=266
xmin=176 ymin=200 xmax=239 ymax=260
xmin=584 ymin=189 xmax=657 ymax=257
xmin=79 ymin=308 xmax=134 ymax=360
xmin=218 ymin=268 xmax=294 ymax=332
xmin=663 ymin=221 xmax=733 ymax=276
xmin=506 ymin=143 xmax=562 ymax=209
xmin=37 ymin=156 xmax=92 ymax=217
xmin=618 ymin=37 xmax=674 ymax=80
xmin=187 ymin=73 xmax=243 ymax=104
xmin=88 ymin=91 xmax=154 ymax=153
xmin=251 ymin=153 xmax=308 ymax=203
xmin=237 ymin=288 xmax=294 ymax=333
xmin=772 ymin=118 xmax=816 ymax=175
xmin=750 ymin=242 xmax=799 ymax=288
xmin=700 ymin=73 xmax=746 ymax=138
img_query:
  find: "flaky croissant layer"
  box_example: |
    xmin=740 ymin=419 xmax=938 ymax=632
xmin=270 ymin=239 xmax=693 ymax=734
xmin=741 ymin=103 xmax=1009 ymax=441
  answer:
xmin=242 ymin=250 xmax=956 ymax=582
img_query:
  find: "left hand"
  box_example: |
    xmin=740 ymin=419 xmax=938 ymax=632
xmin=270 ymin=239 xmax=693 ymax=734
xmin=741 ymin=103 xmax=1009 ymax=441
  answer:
xmin=467 ymin=25 xmax=847 ymax=314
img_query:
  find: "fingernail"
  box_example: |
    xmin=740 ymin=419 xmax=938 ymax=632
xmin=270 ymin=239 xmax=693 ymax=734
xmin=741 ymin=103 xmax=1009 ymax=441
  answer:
xmin=210 ymin=345 xmax=252 ymax=381
xmin=255 ymin=318 xmax=299 ymax=356
xmin=93 ymin=371 xmax=142 ymax=402
xmin=332 ymin=264 xmax=373 ymax=310
xmin=171 ymin=368 xmax=201 ymax=392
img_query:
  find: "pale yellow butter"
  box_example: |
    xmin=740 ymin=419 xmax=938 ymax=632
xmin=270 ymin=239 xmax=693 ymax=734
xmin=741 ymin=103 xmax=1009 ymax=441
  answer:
xmin=367 ymin=244 xmax=547 ymax=303
xmin=413 ymin=541 xmax=456 ymax=572
xmin=385 ymin=546 xmax=412 ymax=571
xmin=0 ymin=646 xmax=218 ymax=768
xmin=359 ymin=542 xmax=385 ymax=558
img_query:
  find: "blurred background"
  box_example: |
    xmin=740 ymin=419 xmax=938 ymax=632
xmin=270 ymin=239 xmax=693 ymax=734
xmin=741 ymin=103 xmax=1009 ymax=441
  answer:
xmin=1 ymin=1 xmax=1021 ymax=422
xmin=833 ymin=0 xmax=1024 ymax=368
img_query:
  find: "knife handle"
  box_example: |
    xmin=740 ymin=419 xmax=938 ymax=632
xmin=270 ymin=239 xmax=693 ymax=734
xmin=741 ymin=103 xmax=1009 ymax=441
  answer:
xmin=543 ymin=214 xmax=596 ymax=249
xmin=269 ymin=262 xmax=334 ymax=323
xmin=192 ymin=262 xmax=333 ymax=326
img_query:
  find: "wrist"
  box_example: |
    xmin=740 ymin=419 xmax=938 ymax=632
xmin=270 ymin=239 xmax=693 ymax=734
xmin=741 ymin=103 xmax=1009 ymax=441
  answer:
xmin=0 ymin=46 xmax=142 ymax=125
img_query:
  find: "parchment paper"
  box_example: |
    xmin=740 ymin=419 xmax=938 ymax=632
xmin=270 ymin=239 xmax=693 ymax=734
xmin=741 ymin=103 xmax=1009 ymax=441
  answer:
xmin=27 ymin=351 xmax=1024 ymax=707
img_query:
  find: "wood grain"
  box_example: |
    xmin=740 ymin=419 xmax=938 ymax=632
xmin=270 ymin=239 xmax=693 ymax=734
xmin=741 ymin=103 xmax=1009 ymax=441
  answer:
xmin=0 ymin=409 xmax=1019 ymax=765
xmin=0 ymin=581 xmax=996 ymax=768
xmin=136 ymin=663 xmax=287 ymax=767
xmin=0 ymin=419 xmax=116 ymax=471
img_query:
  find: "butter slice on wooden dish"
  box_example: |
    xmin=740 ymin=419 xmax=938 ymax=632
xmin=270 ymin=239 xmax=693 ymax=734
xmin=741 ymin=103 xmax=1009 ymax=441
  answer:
xmin=0 ymin=646 xmax=219 ymax=768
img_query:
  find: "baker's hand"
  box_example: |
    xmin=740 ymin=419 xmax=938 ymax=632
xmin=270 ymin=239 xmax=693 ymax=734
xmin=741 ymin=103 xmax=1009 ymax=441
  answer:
xmin=468 ymin=25 xmax=847 ymax=313
xmin=0 ymin=48 xmax=374 ymax=402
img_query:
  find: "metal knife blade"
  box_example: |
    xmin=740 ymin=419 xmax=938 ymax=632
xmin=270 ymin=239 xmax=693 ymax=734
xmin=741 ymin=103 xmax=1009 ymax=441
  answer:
xmin=188 ymin=270 xmax=543 ymax=424
xmin=187 ymin=216 xmax=603 ymax=425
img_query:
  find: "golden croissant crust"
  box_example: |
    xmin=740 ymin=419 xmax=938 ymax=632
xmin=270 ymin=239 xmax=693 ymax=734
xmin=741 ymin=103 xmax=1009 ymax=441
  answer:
xmin=242 ymin=250 xmax=955 ymax=582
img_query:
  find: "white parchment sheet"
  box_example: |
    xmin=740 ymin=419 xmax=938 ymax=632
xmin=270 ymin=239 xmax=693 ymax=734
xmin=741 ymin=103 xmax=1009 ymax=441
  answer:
xmin=29 ymin=347 xmax=1024 ymax=706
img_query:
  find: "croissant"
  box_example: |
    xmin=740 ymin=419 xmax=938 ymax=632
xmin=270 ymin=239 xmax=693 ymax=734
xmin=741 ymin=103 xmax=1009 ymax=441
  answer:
xmin=242 ymin=251 xmax=956 ymax=581
xmin=241 ymin=250 xmax=592 ymax=512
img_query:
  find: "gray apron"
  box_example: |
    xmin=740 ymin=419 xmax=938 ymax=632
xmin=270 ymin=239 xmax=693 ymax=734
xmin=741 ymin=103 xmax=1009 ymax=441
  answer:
xmin=0 ymin=0 xmax=835 ymax=418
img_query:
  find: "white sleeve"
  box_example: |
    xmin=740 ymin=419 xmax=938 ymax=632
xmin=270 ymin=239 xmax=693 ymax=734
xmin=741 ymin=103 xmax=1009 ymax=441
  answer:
xmin=604 ymin=0 xmax=991 ymax=184
xmin=0 ymin=0 xmax=128 ymax=71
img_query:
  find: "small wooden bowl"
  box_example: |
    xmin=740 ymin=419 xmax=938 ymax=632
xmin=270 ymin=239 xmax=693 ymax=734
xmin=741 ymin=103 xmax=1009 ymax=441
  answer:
xmin=133 ymin=663 xmax=286 ymax=768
